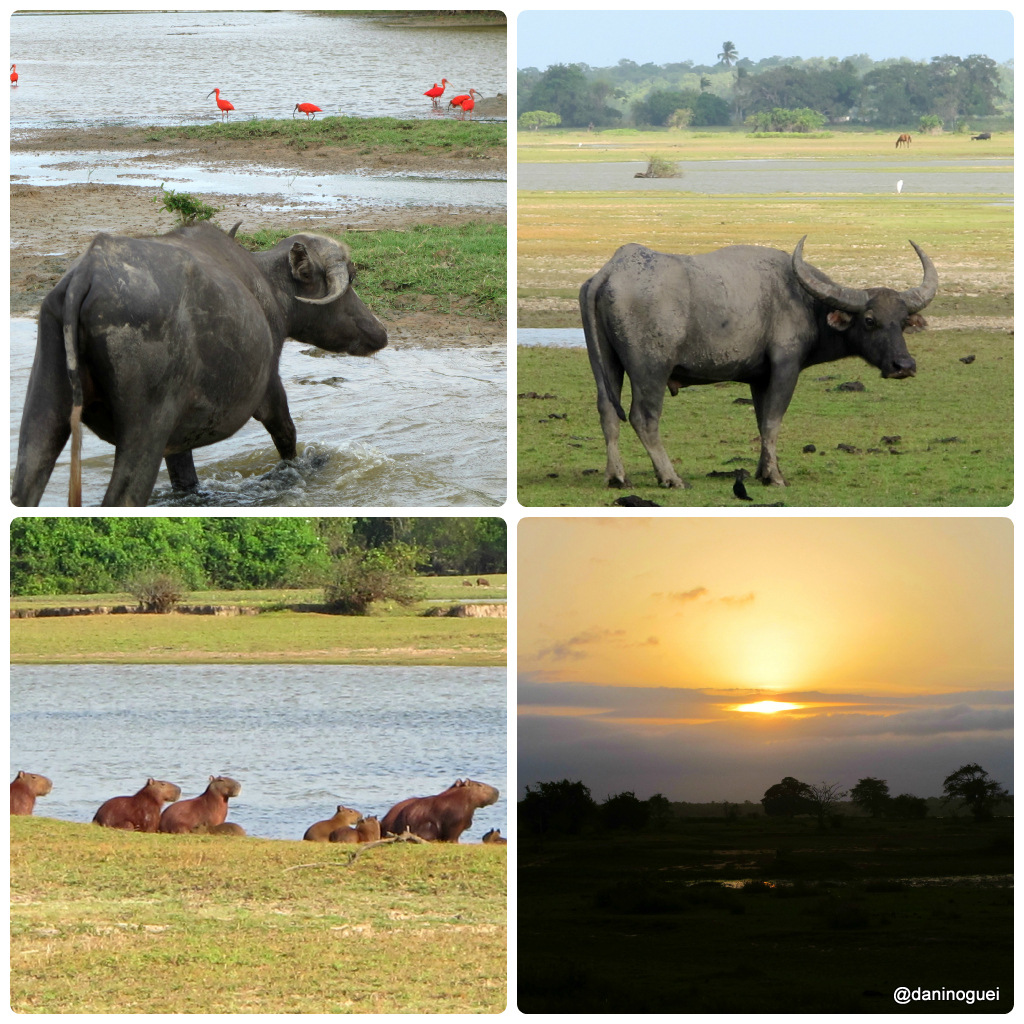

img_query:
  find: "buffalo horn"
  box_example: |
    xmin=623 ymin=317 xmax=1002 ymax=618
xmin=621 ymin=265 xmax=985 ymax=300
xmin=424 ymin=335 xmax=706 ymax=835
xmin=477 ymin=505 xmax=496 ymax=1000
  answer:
xmin=898 ymin=240 xmax=939 ymax=313
xmin=791 ymin=236 xmax=869 ymax=312
xmin=296 ymin=258 xmax=350 ymax=306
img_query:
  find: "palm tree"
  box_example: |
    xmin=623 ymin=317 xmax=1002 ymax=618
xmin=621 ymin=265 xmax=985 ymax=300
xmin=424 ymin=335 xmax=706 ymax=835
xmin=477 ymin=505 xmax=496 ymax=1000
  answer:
xmin=718 ymin=41 xmax=738 ymax=66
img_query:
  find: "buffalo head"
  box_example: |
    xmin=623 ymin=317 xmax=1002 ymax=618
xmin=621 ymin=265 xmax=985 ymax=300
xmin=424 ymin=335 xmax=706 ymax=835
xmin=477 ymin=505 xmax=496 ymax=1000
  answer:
xmin=792 ymin=236 xmax=938 ymax=380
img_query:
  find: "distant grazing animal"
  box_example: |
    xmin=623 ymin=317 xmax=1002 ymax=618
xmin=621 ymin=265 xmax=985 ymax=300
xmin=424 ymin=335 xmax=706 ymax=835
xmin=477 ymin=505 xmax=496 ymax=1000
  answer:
xmin=895 ymin=133 xmax=911 ymax=148
xmin=11 ymin=771 xmax=53 ymax=815
xmin=303 ymin=804 xmax=361 ymax=842
xmin=381 ymin=778 xmax=500 ymax=843
xmin=93 ymin=778 xmax=182 ymax=831
xmin=159 ymin=776 xmax=242 ymax=833
xmin=329 ymin=816 xmax=381 ymax=844
xmin=293 ymin=102 xmax=322 ymax=120
xmin=423 ymin=78 xmax=448 ymax=107
xmin=476 ymin=577 xmax=490 ymax=586
xmin=579 ymin=236 xmax=937 ymax=488
xmin=482 ymin=828 xmax=507 ymax=844
xmin=971 ymin=132 xmax=992 ymax=141
xmin=207 ymin=87 xmax=234 ymax=121
xmin=11 ymin=222 xmax=387 ymax=506
xmin=191 ymin=822 xmax=246 ymax=836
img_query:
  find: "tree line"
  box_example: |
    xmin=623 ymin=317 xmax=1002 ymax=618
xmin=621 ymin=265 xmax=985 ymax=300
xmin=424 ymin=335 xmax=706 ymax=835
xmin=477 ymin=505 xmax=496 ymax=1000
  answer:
xmin=10 ymin=517 xmax=506 ymax=596
xmin=518 ymin=49 xmax=1010 ymax=129
xmin=519 ymin=763 xmax=1011 ymax=836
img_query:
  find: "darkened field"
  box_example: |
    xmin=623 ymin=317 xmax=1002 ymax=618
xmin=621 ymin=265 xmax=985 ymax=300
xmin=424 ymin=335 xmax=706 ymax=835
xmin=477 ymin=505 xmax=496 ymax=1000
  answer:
xmin=518 ymin=816 xmax=1013 ymax=1013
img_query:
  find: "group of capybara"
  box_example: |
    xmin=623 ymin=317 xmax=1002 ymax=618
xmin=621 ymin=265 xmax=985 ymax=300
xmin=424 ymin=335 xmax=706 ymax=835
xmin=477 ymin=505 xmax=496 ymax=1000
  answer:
xmin=11 ymin=771 xmax=504 ymax=844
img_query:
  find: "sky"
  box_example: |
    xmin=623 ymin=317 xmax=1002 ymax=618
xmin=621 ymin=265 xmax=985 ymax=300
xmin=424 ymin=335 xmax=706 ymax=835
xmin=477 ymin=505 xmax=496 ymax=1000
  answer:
xmin=516 ymin=9 xmax=1014 ymax=69
xmin=518 ymin=518 xmax=1013 ymax=802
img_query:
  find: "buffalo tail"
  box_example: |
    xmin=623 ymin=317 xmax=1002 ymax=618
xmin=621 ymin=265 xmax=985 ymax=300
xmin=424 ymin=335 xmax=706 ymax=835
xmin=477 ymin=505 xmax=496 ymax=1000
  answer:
xmin=579 ymin=275 xmax=627 ymax=422
xmin=61 ymin=278 xmax=87 ymax=507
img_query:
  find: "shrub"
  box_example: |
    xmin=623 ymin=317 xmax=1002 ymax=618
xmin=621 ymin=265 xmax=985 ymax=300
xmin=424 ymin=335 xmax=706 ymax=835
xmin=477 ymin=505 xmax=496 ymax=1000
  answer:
xmin=322 ymin=542 xmax=423 ymax=615
xmin=153 ymin=183 xmax=219 ymax=225
xmin=124 ymin=571 xmax=187 ymax=613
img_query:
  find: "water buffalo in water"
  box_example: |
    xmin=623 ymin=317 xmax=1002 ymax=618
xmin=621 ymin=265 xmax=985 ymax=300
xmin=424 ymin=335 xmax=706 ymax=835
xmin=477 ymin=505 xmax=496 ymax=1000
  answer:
xmin=12 ymin=222 xmax=387 ymax=506
xmin=93 ymin=778 xmax=182 ymax=831
xmin=579 ymin=236 xmax=937 ymax=488
xmin=381 ymin=778 xmax=500 ymax=843
xmin=159 ymin=775 xmax=242 ymax=833
xmin=11 ymin=771 xmax=53 ymax=815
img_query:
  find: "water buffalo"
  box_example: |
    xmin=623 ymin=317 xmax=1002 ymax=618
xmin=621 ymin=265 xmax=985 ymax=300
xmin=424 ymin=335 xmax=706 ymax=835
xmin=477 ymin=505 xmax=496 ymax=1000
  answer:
xmin=11 ymin=771 xmax=53 ymax=815
xmin=159 ymin=776 xmax=241 ymax=833
xmin=971 ymin=132 xmax=992 ymax=141
xmin=895 ymin=133 xmax=911 ymax=148
xmin=12 ymin=222 xmax=387 ymax=506
xmin=303 ymin=804 xmax=361 ymax=842
xmin=579 ymin=236 xmax=937 ymax=488
xmin=380 ymin=778 xmax=500 ymax=843
xmin=93 ymin=778 xmax=182 ymax=831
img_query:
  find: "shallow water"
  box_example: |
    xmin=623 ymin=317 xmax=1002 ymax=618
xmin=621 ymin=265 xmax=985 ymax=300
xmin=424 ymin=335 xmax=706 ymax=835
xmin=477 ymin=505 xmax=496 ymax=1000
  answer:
xmin=519 ymin=327 xmax=585 ymax=348
xmin=10 ymin=664 xmax=507 ymax=841
xmin=10 ymin=320 xmax=506 ymax=507
xmin=10 ymin=11 xmax=506 ymax=128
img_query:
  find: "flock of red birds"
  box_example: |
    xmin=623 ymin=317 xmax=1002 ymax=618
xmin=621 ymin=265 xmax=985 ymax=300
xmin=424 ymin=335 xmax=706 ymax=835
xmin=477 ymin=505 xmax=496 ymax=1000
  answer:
xmin=11 ymin=65 xmax=482 ymax=121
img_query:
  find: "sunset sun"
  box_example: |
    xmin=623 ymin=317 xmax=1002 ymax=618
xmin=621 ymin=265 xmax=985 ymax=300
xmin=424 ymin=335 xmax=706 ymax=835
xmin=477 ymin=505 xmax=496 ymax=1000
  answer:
xmin=734 ymin=701 xmax=801 ymax=714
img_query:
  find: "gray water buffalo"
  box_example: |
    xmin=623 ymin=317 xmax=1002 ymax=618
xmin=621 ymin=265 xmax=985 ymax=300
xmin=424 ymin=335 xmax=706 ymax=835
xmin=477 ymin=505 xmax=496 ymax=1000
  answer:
xmin=579 ymin=236 xmax=937 ymax=488
xmin=12 ymin=222 xmax=387 ymax=506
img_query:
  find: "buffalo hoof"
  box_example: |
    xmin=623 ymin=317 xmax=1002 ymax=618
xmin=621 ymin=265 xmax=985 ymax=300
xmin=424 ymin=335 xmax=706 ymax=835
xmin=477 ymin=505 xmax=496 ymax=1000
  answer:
xmin=658 ymin=477 xmax=690 ymax=489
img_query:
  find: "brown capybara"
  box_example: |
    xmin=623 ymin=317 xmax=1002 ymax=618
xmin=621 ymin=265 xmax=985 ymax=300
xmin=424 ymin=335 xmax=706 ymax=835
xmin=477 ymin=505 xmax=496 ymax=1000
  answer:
xmin=191 ymin=822 xmax=246 ymax=836
xmin=329 ymin=815 xmax=381 ymax=844
xmin=11 ymin=771 xmax=53 ymax=815
xmin=159 ymin=775 xmax=241 ymax=834
xmin=380 ymin=778 xmax=499 ymax=843
xmin=93 ymin=778 xmax=182 ymax=831
xmin=303 ymin=804 xmax=361 ymax=842
xmin=482 ymin=828 xmax=507 ymax=844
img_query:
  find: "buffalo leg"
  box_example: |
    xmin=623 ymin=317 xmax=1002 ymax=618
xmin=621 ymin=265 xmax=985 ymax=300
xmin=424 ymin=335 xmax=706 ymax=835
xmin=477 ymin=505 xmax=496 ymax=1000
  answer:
xmin=165 ymin=451 xmax=200 ymax=492
xmin=750 ymin=365 xmax=800 ymax=486
xmin=597 ymin=362 xmax=629 ymax=487
xmin=103 ymin=416 xmax=177 ymax=506
xmin=254 ymin=376 xmax=298 ymax=460
xmin=628 ymin=384 xmax=686 ymax=488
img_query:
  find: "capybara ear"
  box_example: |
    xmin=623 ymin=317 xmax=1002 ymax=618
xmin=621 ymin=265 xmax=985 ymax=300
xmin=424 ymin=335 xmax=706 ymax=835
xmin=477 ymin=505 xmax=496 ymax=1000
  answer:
xmin=17 ymin=770 xmax=26 ymax=780
xmin=147 ymin=777 xmax=156 ymax=785
xmin=209 ymin=775 xmax=215 ymax=782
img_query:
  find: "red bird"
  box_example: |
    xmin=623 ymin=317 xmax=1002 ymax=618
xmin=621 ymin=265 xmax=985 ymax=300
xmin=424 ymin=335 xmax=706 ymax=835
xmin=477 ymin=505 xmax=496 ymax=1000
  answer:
xmin=447 ymin=93 xmax=470 ymax=111
xmin=10 ymin=63 xmax=18 ymax=86
xmin=423 ymin=78 xmax=448 ymax=107
xmin=293 ymin=102 xmax=322 ymax=120
xmin=207 ymin=87 xmax=234 ymax=121
xmin=458 ymin=88 xmax=482 ymax=120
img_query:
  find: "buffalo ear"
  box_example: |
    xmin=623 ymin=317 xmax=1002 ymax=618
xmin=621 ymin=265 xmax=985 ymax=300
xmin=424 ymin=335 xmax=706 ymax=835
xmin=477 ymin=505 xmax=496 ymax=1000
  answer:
xmin=288 ymin=242 xmax=316 ymax=284
xmin=904 ymin=313 xmax=927 ymax=333
xmin=826 ymin=310 xmax=853 ymax=331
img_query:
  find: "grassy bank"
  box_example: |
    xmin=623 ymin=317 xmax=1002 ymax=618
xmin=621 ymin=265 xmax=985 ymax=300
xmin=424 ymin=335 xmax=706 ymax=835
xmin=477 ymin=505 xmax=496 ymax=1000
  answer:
xmin=519 ymin=816 xmax=1011 ymax=1013
xmin=518 ymin=333 xmax=1012 ymax=507
xmin=239 ymin=221 xmax=506 ymax=321
xmin=10 ymin=578 xmax=507 ymax=665
xmin=12 ymin=816 xmax=506 ymax=1013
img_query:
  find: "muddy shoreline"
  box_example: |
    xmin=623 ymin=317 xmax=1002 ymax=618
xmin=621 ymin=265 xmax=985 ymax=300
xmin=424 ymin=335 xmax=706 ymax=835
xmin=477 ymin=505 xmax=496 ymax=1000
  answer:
xmin=10 ymin=127 xmax=507 ymax=347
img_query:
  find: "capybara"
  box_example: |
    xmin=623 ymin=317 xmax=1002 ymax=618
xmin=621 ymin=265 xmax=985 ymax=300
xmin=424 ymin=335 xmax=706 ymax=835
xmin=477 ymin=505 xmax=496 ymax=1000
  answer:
xmin=329 ymin=815 xmax=381 ymax=844
xmin=381 ymin=778 xmax=500 ymax=843
xmin=482 ymin=828 xmax=507 ymax=844
xmin=93 ymin=778 xmax=182 ymax=831
xmin=11 ymin=771 xmax=53 ymax=815
xmin=303 ymin=804 xmax=361 ymax=842
xmin=159 ymin=775 xmax=241 ymax=834
xmin=191 ymin=822 xmax=246 ymax=836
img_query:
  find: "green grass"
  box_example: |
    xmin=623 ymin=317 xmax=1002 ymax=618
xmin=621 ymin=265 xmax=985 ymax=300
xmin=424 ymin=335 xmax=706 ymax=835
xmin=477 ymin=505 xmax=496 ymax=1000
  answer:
xmin=518 ymin=817 xmax=1011 ymax=1013
xmin=12 ymin=816 xmax=506 ymax=1013
xmin=239 ymin=222 xmax=506 ymax=321
xmin=517 ymin=332 xmax=1012 ymax=507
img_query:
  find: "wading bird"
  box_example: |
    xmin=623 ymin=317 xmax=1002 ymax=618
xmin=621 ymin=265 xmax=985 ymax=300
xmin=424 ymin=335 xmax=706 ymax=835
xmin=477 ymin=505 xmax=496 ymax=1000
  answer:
xmin=10 ymin=63 xmax=18 ymax=86
xmin=423 ymin=78 xmax=448 ymax=107
xmin=293 ymin=102 xmax=322 ymax=119
xmin=207 ymin=87 xmax=234 ymax=121
xmin=448 ymin=93 xmax=470 ymax=112
xmin=457 ymin=88 xmax=482 ymax=120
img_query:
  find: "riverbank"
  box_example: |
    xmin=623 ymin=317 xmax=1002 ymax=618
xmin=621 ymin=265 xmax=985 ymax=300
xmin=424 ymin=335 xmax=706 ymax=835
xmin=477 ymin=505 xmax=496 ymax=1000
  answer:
xmin=11 ymin=816 xmax=506 ymax=1013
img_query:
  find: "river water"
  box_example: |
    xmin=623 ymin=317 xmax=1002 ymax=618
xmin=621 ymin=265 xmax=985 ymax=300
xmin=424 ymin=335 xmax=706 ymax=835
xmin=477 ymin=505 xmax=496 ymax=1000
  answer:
xmin=10 ymin=664 xmax=507 ymax=842
xmin=10 ymin=11 xmax=506 ymax=128
xmin=10 ymin=320 xmax=506 ymax=507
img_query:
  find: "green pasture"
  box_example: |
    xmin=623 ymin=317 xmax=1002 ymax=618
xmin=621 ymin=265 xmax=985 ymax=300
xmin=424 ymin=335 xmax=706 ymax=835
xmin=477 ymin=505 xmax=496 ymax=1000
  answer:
xmin=11 ymin=816 xmax=506 ymax=1014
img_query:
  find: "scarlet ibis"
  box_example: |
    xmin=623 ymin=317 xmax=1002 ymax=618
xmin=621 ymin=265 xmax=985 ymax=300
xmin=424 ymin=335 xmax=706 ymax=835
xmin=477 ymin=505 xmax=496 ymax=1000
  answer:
xmin=293 ymin=102 xmax=322 ymax=120
xmin=423 ymin=78 xmax=448 ymax=107
xmin=10 ymin=63 xmax=18 ymax=86
xmin=448 ymin=93 xmax=470 ymax=111
xmin=207 ymin=87 xmax=234 ymax=121
xmin=458 ymin=88 xmax=482 ymax=120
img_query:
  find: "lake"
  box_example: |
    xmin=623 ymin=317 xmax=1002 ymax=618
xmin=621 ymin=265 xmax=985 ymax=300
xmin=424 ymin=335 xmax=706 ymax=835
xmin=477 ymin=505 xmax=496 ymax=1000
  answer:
xmin=10 ymin=319 xmax=506 ymax=507
xmin=10 ymin=664 xmax=507 ymax=842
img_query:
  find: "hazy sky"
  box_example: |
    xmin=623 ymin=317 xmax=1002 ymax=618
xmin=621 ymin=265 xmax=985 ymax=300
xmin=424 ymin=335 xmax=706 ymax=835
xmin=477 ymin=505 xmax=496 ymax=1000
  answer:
xmin=518 ymin=518 xmax=1012 ymax=801
xmin=516 ymin=10 xmax=1014 ymax=68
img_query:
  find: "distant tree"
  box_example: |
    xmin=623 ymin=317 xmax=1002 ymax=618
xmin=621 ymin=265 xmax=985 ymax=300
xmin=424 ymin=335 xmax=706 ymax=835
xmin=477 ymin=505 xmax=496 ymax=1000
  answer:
xmin=519 ymin=110 xmax=561 ymax=131
xmin=890 ymin=793 xmax=929 ymax=820
xmin=807 ymin=781 xmax=849 ymax=828
xmin=322 ymin=542 xmax=423 ymax=615
xmin=667 ymin=107 xmax=693 ymax=129
xmin=850 ymin=777 xmax=890 ymax=818
xmin=761 ymin=776 xmax=814 ymax=817
xmin=520 ymin=779 xmax=598 ymax=836
xmin=942 ymin=763 xmax=1009 ymax=821
xmin=647 ymin=793 xmax=673 ymax=829
xmin=601 ymin=790 xmax=651 ymax=831
xmin=717 ymin=41 xmax=739 ymax=67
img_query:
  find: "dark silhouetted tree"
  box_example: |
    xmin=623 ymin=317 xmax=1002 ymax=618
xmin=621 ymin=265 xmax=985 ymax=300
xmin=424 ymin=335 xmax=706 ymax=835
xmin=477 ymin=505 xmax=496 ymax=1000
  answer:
xmin=520 ymin=779 xmax=598 ymax=835
xmin=807 ymin=781 xmax=848 ymax=829
xmin=601 ymin=791 xmax=651 ymax=831
xmin=761 ymin=776 xmax=814 ymax=817
xmin=890 ymin=793 xmax=929 ymax=819
xmin=942 ymin=763 xmax=1009 ymax=821
xmin=647 ymin=793 xmax=673 ymax=830
xmin=850 ymin=777 xmax=890 ymax=818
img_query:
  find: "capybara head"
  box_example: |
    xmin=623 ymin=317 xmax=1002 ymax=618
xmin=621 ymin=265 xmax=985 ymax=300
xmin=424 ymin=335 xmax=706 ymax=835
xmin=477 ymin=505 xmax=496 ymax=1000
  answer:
xmin=356 ymin=816 xmax=381 ymax=842
xmin=147 ymin=778 xmax=183 ymax=803
xmin=208 ymin=776 xmax=242 ymax=799
xmin=334 ymin=804 xmax=360 ymax=826
xmin=14 ymin=771 xmax=53 ymax=797
xmin=451 ymin=778 xmax=500 ymax=808
xmin=482 ymin=828 xmax=506 ymax=844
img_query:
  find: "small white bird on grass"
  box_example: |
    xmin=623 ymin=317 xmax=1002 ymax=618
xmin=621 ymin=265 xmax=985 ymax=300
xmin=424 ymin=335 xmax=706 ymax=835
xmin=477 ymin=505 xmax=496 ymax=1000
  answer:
xmin=896 ymin=179 xmax=904 ymax=194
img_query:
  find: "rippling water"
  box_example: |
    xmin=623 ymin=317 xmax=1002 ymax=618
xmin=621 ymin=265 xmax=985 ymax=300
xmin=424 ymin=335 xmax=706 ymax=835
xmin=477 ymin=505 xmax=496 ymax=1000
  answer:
xmin=10 ymin=320 xmax=506 ymax=507
xmin=10 ymin=11 xmax=506 ymax=128
xmin=10 ymin=664 xmax=507 ymax=842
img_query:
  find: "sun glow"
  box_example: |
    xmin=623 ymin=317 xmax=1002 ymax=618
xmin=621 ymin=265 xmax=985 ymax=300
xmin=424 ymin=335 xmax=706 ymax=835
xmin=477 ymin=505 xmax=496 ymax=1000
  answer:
xmin=734 ymin=701 xmax=801 ymax=714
